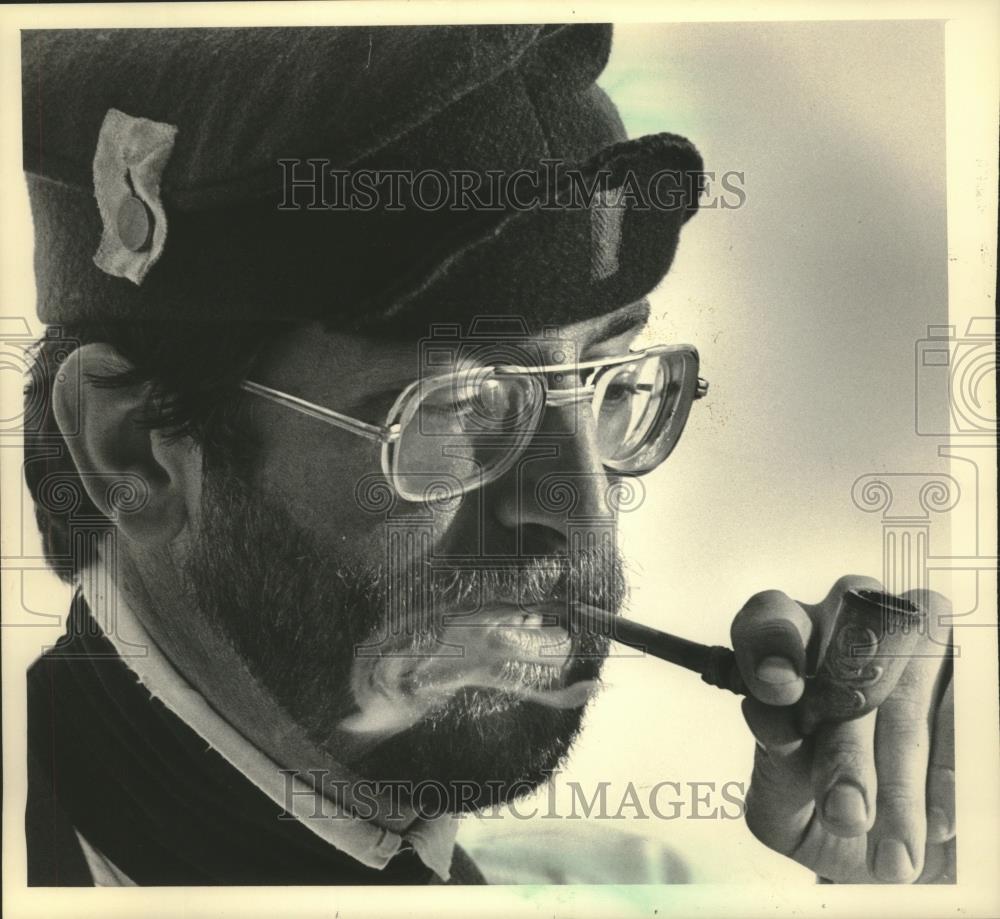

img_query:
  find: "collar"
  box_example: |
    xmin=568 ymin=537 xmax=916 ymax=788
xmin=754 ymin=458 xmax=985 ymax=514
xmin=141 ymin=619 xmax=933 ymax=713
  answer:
xmin=79 ymin=565 xmax=459 ymax=881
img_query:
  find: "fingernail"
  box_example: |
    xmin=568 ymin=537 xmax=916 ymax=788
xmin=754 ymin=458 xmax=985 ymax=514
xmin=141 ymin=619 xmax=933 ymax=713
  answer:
xmin=823 ymin=782 xmax=867 ymax=828
xmin=874 ymin=839 xmax=914 ymax=882
xmin=755 ymin=655 xmax=798 ymax=685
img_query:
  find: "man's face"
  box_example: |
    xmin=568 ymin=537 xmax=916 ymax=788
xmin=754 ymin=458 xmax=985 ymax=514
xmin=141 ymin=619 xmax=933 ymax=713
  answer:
xmin=182 ymin=306 xmax=647 ymax=812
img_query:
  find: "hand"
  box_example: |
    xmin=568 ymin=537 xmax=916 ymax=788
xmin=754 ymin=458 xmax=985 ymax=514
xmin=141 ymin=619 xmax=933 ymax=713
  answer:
xmin=732 ymin=576 xmax=955 ymax=883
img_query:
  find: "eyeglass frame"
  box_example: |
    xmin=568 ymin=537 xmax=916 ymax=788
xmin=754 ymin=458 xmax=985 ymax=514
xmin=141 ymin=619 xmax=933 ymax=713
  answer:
xmin=239 ymin=343 xmax=709 ymax=500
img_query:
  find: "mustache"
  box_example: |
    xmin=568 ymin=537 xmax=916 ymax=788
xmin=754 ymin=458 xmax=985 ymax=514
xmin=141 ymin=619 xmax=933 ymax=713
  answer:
xmin=438 ymin=552 xmax=626 ymax=609
xmin=339 ymin=545 xmax=628 ymax=737
xmin=342 ymin=545 xmax=629 ymax=648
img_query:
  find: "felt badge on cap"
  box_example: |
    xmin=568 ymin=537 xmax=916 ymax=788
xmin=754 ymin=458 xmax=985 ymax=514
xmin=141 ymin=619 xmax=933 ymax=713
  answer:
xmin=590 ymin=189 xmax=625 ymax=282
xmin=92 ymin=108 xmax=177 ymax=285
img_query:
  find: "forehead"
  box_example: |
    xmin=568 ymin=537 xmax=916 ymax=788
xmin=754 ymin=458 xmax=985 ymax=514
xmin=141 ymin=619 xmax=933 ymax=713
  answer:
xmin=256 ymin=301 xmax=651 ymax=398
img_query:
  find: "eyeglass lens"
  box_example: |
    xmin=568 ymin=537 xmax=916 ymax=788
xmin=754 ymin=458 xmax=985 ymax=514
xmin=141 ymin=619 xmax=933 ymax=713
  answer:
xmin=390 ymin=351 xmax=696 ymax=500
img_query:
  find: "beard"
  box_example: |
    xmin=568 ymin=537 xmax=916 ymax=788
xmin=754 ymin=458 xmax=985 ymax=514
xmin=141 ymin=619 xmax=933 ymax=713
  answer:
xmin=184 ymin=463 xmax=626 ymax=814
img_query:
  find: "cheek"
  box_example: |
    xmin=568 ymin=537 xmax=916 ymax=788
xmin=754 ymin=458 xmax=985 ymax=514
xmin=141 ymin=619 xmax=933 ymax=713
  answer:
xmin=249 ymin=415 xmax=462 ymax=566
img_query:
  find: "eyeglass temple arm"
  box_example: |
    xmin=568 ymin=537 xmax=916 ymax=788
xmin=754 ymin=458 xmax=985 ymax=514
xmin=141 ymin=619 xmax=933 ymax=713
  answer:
xmin=611 ymin=379 xmax=710 ymax=398
xmin=240 ymin=380 xmax=397 ymax=443
xmin=241 ymin=367 xmax=709 ymax=441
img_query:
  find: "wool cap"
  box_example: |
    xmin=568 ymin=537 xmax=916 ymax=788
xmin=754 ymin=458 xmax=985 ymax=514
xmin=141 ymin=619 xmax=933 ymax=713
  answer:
xmin=22 ymin=25 xmax=702 ymax=335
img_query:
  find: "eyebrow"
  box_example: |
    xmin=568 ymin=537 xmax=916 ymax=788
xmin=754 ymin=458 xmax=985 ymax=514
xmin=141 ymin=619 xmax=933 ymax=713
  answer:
xmin=346 ymin=301 xmax=655 ymax=408
xmin=593 ymin=300 xmax=652 ymax=344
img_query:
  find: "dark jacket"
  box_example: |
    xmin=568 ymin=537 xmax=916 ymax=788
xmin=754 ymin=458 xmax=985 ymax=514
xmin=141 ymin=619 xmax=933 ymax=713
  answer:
xmin=26 ymin=597 xmax=485 ymax=886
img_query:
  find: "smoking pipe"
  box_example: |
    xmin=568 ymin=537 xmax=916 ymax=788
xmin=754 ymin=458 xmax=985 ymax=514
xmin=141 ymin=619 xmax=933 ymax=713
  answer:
xmin=577 ymin=588 xmax=925 ymax=735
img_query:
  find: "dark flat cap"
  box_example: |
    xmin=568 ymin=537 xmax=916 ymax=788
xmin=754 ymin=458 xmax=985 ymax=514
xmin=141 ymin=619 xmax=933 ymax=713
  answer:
xmin=22 ymin=24 xmax=702 ymax=333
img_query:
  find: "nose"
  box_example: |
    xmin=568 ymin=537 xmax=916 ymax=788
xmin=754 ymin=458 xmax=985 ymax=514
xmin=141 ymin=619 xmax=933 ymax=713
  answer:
xmin=487 ymin=398 xmax=617 ymax=556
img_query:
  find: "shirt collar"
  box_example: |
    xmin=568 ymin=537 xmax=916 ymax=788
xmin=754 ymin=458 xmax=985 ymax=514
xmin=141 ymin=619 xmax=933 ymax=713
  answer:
xmin=79 ymin=565 xmax=459 ymax=881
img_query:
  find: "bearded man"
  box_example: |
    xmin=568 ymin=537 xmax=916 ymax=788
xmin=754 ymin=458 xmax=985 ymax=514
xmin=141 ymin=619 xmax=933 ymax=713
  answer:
xmin=21 ymin=24 xmax=954 ymax=886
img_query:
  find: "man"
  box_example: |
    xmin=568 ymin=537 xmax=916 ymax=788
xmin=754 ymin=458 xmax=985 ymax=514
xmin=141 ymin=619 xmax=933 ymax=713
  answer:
xmin=21 ymin=24 xmax=954 ymax=885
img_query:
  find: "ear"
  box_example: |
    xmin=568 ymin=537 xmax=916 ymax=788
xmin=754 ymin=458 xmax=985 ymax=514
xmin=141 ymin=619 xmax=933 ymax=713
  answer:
xmin=51 ymin=342 xmax=203 ymax=546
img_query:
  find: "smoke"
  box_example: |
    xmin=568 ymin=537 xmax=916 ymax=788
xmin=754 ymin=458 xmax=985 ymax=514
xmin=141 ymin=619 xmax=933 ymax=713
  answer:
xmin=340 ymin=552 xmax=625 ymax=736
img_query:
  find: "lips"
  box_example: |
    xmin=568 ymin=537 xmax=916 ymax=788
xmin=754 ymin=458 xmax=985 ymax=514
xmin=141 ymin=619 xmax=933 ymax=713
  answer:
xmin=445 ymin=603 xmax=574 ymax=668
xmin=339 ymin=599 xmax=603 ymax=734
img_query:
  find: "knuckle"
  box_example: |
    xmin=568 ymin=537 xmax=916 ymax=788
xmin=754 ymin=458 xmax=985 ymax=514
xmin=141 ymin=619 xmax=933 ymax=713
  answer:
xmin=733 ymin=590 xmax=790 ymax=631
xmin=883 ymin=691 xmax=933 ymax=729
xmin=880 ymin=723 xmax=930 ymax=759
xmin=814 ymin=755 xmax=870 ymax=791
xmin=732 ymin=593 xmax=800 ymax=643
xmin=875 ymin=779 xmax=920 ymax=813
xmin=743 ymin=807 xmax=775 ymax=850
xmin=927 ymin=762 xmax=956 ymax=786
xmin=743 ymin=792 xmax=790 ymax=855
xmin=746 ymin=588 xmax=791 ymax=609
xmin=825 ymin=737 xmax=870 ymax=767
xmin=741 ymin=698 xmax=766 ymax=732
xmin=743 ymin=801 xmax=767 ymax=840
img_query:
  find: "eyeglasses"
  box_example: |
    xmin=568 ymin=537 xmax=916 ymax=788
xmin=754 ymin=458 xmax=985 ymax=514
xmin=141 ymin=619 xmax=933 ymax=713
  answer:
xmin=240 ymin=344 xmax=708 ymax=503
